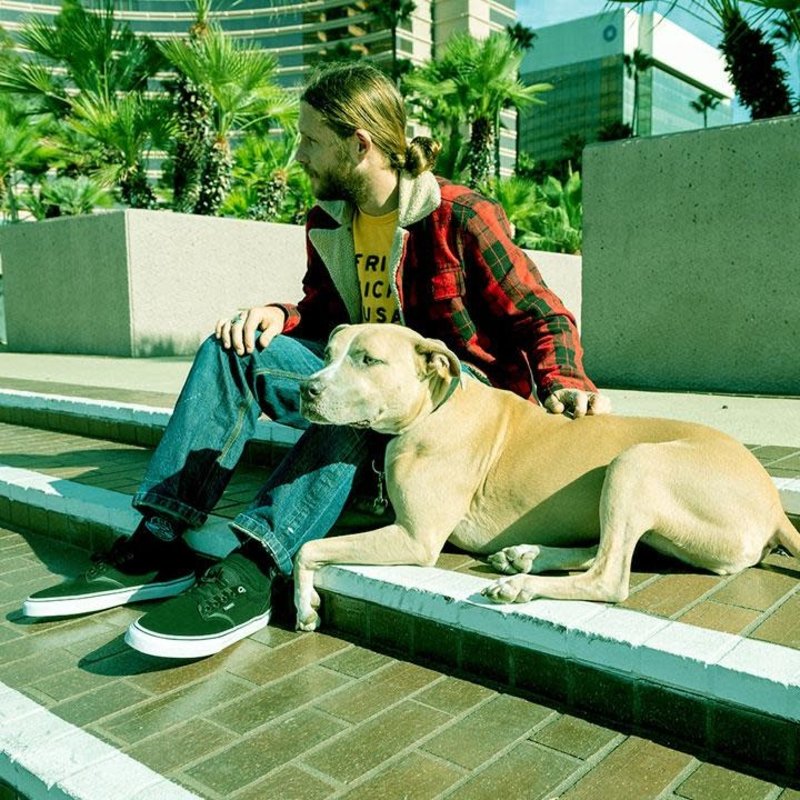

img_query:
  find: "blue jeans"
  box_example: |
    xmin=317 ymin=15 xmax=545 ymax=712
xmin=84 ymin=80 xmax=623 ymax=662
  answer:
xmin=132 ymin=334 xmax=379 ymax=576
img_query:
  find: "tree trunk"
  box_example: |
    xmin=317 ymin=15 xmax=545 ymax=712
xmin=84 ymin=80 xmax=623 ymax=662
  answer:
xmin=194 ymin=136 xmax=232 ymax=216
xmin=171 ymin=74 xmax=213 ymax=213
xmin=468 ymin=116 xmax=493 ymax=189
xmin=121 ymin=163 xmax=157 ymax=209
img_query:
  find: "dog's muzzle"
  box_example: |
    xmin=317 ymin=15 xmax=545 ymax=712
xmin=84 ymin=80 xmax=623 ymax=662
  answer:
xmin=299 ymin=377 xmax=373 ymax=428
xmin=299 ymin=378 xmax=323 ymax=417
xmin=300 ymin=377 xmax=322 ymax=403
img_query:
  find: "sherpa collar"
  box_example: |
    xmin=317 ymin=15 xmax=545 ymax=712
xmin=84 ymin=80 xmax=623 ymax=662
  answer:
xmin=308 ymin=171 xmax=442 ymax=323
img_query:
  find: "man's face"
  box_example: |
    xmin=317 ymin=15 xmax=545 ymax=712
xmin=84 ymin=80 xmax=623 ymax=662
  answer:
xmin=296 ymin=102 xmax=364 ymax=203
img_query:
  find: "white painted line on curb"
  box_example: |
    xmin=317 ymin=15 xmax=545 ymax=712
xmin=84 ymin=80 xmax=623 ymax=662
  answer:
xmin=773 ymin=476 xmax=800 ymax=514
xmin=0 ymin=681 xmax=200 ymax=800
xmin=314 ymin=563 xmax=800 ymax=722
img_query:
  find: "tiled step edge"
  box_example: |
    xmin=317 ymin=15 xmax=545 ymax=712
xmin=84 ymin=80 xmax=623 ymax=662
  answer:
xmin=2 ymin=464 xmax=799 ymax=730
xmin=0 ymin=388 xmax=798 ymax=515
xmin=0 ymin=681 xmax=200 ymax=800
xmin=0 ymin=464 xmax=240 ymax=557
xmin=315 ymin=563 xmax=800 ymax=724
xmin=0 ymin=388 xmax=301 ymax=452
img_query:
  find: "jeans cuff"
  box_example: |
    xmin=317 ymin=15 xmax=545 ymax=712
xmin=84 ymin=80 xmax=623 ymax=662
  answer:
xmin=231 ymin=514 xmax=293 ymax=576
xmin=132 ymin=491 xmax=207 ymax=529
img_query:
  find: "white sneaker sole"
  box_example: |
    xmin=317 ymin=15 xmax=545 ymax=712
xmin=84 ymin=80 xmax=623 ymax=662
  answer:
xmin=124 ymin=610 xmax=271 ymax=659
xmin=22 ymin=574 xmax=197 ymax=618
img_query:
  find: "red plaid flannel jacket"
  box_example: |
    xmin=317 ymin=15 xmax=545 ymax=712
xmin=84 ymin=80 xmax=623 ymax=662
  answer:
xmin=274 ymin=172 xmax=597 ymax=404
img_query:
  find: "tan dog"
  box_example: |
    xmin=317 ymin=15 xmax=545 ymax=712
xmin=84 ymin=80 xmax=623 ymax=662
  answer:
xmin=294 ymin=323 xmax=799 ymax=631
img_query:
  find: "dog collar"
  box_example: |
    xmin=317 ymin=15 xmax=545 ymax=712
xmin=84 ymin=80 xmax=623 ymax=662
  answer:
xmin=433 ymin=374 xmax=461 ymax=412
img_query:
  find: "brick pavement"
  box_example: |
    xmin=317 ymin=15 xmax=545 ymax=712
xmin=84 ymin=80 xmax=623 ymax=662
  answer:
xmin=1 ymin=526 xmax=798 ymax=799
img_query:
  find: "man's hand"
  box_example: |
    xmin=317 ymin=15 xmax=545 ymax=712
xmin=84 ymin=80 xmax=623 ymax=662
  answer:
xmin=214 ymin=305 xmax=286 ymax=355
xmin=543 ymin=388 xmax=612 ymax=418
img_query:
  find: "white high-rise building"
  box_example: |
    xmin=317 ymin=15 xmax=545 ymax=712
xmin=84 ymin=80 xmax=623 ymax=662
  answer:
xmin=0 ymin=0 xmax=516 ymax=86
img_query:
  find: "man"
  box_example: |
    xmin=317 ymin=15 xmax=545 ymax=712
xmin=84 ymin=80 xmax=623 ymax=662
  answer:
xmin=24 ymin=63 xmax=607 ymax=659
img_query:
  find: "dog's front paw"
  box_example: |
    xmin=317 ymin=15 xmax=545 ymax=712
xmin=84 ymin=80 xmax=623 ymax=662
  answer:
xmin=296 ymin=609 xmax=321 ymax=632
xmin=294 ymin=578 xmax=322 ymax=632
xmin=482 ymin=575 xmax=540 ymax=604
xmin=488 ymin=545 xmax=541 ymax=575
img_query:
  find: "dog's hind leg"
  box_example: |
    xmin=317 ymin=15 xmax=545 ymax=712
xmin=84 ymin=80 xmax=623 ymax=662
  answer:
xmin=488 ymin=544 xmax=598 ymax=575
xmin=483 ymin=444 xmax=659 ymax=604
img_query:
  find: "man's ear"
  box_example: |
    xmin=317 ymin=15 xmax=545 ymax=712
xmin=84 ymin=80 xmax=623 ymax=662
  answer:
xmin=353 ymin=128 xmax=372 ymax=157
xmin=415 ymin=338 xmax=461 ymax=380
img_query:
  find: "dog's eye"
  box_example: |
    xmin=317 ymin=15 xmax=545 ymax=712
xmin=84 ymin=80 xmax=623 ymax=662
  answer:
xmin=361 ymin=353 xmax=382 ymax=367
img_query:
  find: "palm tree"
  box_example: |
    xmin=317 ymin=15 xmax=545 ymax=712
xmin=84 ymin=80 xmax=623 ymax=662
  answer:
xmin=506 ymin=22 xmax=537 ymax=52
xmin=366 ymin=0 xmax=416 ymax=82
xmin=65 ymin=92 xmax=175 ymax=208
xmin=0 ymin=105 xmax=52 ymax=220
xmin=561 ymin=132 xmax=586 ymax=170
xmin=0 ymin=0 xmax=166 ymax=208
xmin=597 ymin=120 xmax=633 ymax=141
xmin=623 ymin=48 xmax=654 ymax=136
xmin=404 ymin=54 xmax=469 ymax=181
xmin=0 ymin=0 xmax=163 ymax=115
xmin=222 ymin=132 xmax=312 ymax=223
xmin=690 ymin=91 xmax=721 ymax=127
xmin=717 ymin=1 xmax=794 ymax=118
xmin=517 ymin=170 xmax=583 ymax=255
xmin=406 ymin=32 xmax=552 ymax=188
xmin=159 ymin=23 xmax=297 ymax=215
xmin=484 ymin=175 xmax=540 ymax=239
xmin=166 ymin=0 xmax=215 ymax=213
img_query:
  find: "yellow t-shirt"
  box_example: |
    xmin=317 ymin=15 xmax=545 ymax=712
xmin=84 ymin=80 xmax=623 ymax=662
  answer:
xmin=353 ymin=208 xmax=401 ymax=324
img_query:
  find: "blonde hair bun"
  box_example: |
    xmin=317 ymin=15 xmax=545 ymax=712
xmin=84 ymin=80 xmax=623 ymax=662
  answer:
xmin=405 ymin=137 xmax=442 ymax=177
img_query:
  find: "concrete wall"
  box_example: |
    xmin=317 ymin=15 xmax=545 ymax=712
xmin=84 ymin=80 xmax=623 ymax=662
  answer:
xmin=581 ymin=115 xmax=800 ymax=395
xmin=1 ymin=209 xmax=581 ymax=356
xmin=1 ymin=211 xmax=306 ymax=357
xmin=531 ymin=251 xmax=582 ymax=331
xmin=0 ymin=275 xmax=6 ymax=344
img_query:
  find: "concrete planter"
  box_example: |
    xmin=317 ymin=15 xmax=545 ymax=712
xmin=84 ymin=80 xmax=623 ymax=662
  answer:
xmin=0 ymin=208 xmax=582 ymax=357
xmin=0 ymin=210 xmax=306 ymax=357
xmin=582 ymin=115 xmax=800 ymax=395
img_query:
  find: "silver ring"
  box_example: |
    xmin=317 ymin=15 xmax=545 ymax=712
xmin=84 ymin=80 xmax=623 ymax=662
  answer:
xmin=231 ymin=314 xmax=245 ymax=325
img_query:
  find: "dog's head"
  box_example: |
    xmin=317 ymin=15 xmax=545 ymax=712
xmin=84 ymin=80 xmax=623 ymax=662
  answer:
xmin=300 ymin=323 xmax=461 ymax=434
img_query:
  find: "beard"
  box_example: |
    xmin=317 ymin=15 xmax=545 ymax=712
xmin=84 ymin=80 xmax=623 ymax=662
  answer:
xmin=307 ymin=156 xmax=369 ymax=206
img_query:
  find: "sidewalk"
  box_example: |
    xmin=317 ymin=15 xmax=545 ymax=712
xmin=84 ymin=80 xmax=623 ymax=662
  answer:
xmin=1 ymin=351 xmax=799 ymax=799
xmin=1 ymin=349 xmax=800 ymax=446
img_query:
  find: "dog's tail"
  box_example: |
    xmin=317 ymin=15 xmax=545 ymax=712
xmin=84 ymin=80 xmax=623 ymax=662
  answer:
xmin=777 ymin=513 xmax=800 ymax=557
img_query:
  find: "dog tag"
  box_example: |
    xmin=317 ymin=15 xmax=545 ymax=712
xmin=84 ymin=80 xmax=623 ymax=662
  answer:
xmin=371 ymin=460 xmax=389 ymax=516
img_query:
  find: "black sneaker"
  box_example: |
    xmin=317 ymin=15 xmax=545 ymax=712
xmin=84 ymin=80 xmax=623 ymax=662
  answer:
xmin=124 ymin=552 xmax=272 ymax=659
xmin=23 ymin=535 xmax=196 ymax=619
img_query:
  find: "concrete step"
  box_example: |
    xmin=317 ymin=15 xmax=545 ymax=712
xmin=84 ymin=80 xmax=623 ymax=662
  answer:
xmin=0 ymin=387 xmax=301 ymax=468
xmin=1 ymin=395 xmax=800 ymax=784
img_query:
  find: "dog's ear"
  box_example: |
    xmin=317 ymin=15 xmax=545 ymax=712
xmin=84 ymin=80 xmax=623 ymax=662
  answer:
xmin=415 ymin=338 xmax=461 ymax=380
xmin=329 ymin=324 xmax=349 ymax=341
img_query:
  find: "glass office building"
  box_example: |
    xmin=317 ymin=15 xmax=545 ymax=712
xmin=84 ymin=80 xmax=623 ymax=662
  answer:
xmin=520 ymin=10 xmax=734 ymax=163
